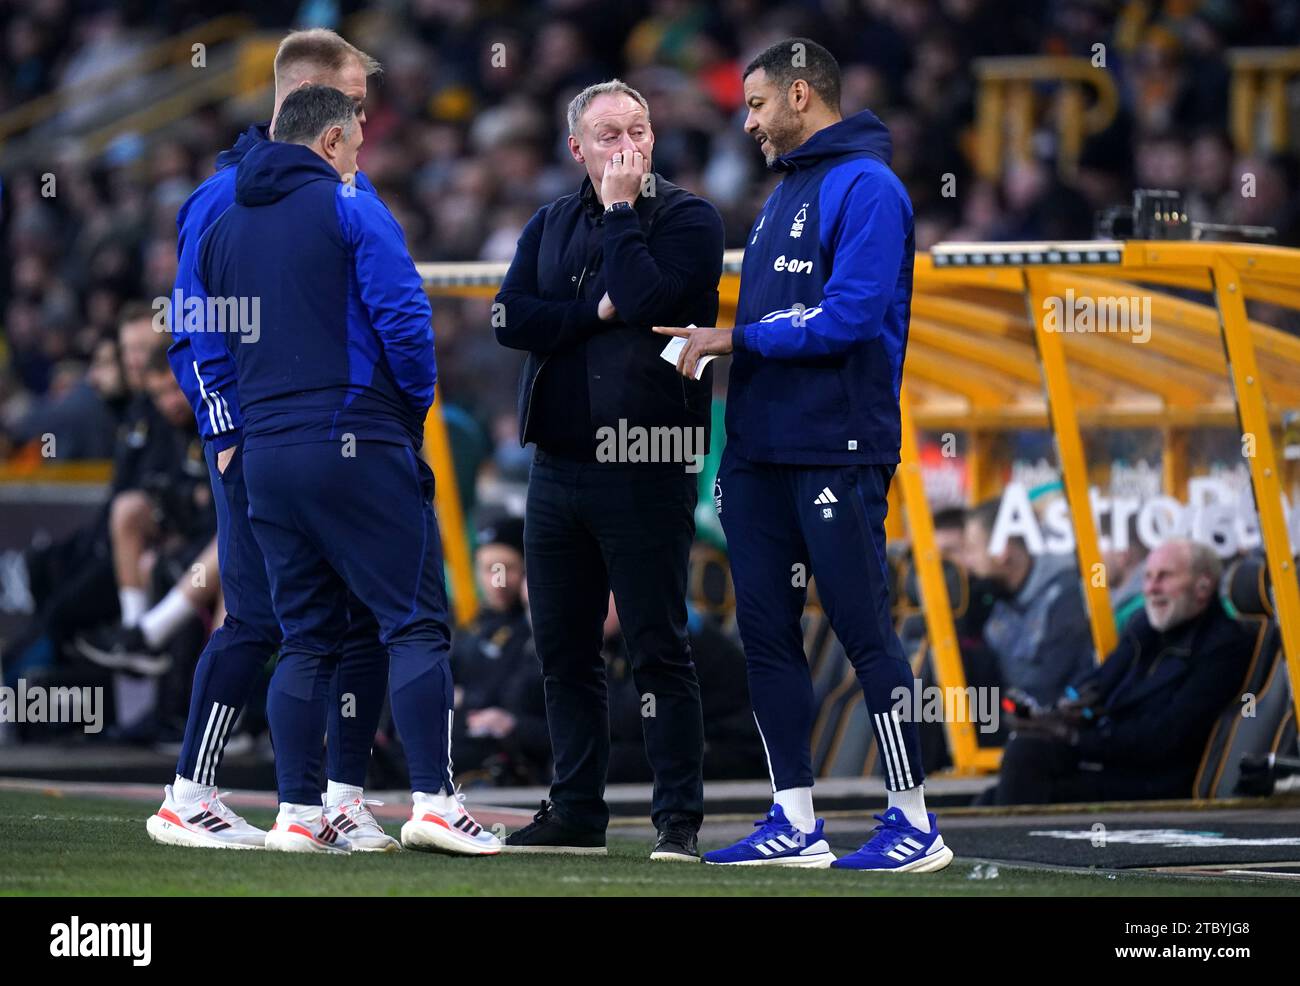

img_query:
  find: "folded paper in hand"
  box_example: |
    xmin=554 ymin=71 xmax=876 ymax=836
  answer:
xmin=659 ymin=326 xmax=717 ymax=381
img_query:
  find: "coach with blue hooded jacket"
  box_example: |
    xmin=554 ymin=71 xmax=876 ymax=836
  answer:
xmin=196 ymin=85 xmax=499 ymax=854
xmin=658 ymin=40 xmax=953 ymax=872
xmin=495 ymin=80 xmax=724 ymax=861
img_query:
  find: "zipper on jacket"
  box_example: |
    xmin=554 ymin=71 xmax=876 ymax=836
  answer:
xmin=520 ymin=262 xmax=588 ymax=443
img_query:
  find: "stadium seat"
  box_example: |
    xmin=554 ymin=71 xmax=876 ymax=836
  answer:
xmin=1193 ymin=555 xmax=1293 ymax=799
xmin=688 ymin=543 xmax=734 ymax=619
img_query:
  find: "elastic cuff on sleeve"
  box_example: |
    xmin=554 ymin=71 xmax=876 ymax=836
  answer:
xmin=731 ymin=324 xmax=750 ymax=353
xmin=211 ymin=430 xmax=242 ymax=453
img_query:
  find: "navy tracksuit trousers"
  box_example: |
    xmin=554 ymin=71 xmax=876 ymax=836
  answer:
xmin=243 ymin=440 xmax=454 ymax=805
xmin=174 ymin=442 xmax=387 ymax=790
xmin=716 ymin=445 xmax=923 ymax=793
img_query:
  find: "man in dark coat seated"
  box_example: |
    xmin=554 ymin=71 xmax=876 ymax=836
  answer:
xmin=987 ymin=539 xmax=1256 ymax=805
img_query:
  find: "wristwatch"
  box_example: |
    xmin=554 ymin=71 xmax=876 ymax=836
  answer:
xmin=605 ymin=200 xmax=634 ymax=216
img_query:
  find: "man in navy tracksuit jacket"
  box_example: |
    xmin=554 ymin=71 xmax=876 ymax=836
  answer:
xmin=196 ymin=85 xmax=498 ymax=855
xmin=658 ymin=39 xmax=952 ymax=871
xmin=148 ymin=30 xmax=394 ymax=853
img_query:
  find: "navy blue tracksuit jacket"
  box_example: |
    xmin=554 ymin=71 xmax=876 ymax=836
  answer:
xmin=166 ymin=122 xmax=387 ymax=792
xmin=718 ymin=111 xmax=921 ymax=793
xmin=197 ymin=140 xmax=453 ymax=802
xmin=729 ymin=109 xmax=913 ymax=465
xmin=198 ymin=141 xmax=435 ymax=450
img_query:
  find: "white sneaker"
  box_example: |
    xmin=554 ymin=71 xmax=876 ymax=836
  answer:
xmin=401 ymin=789 xmax=501 ymax=857
xmin=324 ymin=796 xmax=400 ymax=853
xmin=146 ymin=785 xmax=266 ymax=850
xmin=265 ymin=805 xmax=351 ymax=854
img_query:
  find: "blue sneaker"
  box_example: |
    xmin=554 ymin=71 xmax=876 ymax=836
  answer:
xmin=703 ymin=804 xmax=836 ymax=867
xmin=831 ymin=808 xmax=953 ymax=872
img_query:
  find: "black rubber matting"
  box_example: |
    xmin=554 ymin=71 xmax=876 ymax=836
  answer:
xmin=835 ymin=818 xmax=1300 ymax=868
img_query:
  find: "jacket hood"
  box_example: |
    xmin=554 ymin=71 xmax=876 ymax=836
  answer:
xmin=235 ymin=140 xmax=340 ymax=207
xmin=772 ymin=109 xmax=892 ymax=173
xmin=216 ymin=122 xmax=270 ymax=171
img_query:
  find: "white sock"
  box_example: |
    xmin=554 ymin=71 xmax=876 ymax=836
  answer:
xmin=139 ymin=587 xmax=197 ymax=649
xmin=888 ymin=784 xmax=931 ymax=832
xmin=326 ymin=780 xmax=364 ymax=807
xmin=172 ymin=775 xmax=212 ymax=803
xmin=773 ymin=786 xmax=816 ymax=833
xmin=119 ymin=587 xmax=149 ymax=628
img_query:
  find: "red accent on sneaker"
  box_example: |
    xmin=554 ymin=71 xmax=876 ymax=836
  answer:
xmin=419 ymin=814 xmax=452 ymax=829
xmin=158 ymin=808 xmax=183 ymax=826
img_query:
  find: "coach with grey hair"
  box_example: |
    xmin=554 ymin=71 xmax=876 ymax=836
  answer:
xmin=495 ymin=79 xmax=724 ymax=860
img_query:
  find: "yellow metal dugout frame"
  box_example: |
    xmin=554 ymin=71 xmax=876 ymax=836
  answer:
xmin=421 ymin=239 xmax=1300 ymax=776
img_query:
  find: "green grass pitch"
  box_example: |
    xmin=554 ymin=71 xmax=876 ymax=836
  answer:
xmin=2 ymin=790 xmax=1296 ymax=896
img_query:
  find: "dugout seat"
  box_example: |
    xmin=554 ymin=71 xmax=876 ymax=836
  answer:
xmin=688 ymin=542 xmax=734 ymax=620
xmin=1193 ymin=554 xmax=1293 ymax=799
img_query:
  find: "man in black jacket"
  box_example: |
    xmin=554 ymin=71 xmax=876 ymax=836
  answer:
xmin=494 ymin=79 xmax=725 ymax=861
xmin=989 ymin=539 xmax=1255 ymax=804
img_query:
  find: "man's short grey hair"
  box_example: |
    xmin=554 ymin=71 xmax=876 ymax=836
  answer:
xmin=566 ymin=79 xmax=649 ymax=136
xmin=1185 ymin=540 xmax=1223 ymax=586
xmin=273 ymin=84 xmax=356 ymax=145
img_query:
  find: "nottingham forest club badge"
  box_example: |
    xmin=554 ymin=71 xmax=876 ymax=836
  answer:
xmin=789 ymin=203 xmax=809 ymax=238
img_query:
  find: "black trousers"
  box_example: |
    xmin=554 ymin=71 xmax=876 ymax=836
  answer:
xmin=991 ymin=734 xmax=1191 ymax=805
xmin=525 ymin=450 xmax=704 ymax=832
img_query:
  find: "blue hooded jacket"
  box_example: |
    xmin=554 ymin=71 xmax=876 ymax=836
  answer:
xmin=195 ymin=140 xmax=435 ymax=452
xmin=166 ymin=123 xmax=381 ymax=451
xmin=727 ymin=110 xmax=914 ymax=465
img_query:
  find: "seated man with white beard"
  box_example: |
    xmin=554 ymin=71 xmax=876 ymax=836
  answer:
xmin=987 ymin=539 xmax=1255 ymax=805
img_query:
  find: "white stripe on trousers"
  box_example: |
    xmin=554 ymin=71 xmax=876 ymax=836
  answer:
xmin=873 ymin=712 xmax=899 ymax=789
xmin=890 ymin=707 xmax=915 ymax=788
xmin=447 ymin=708 xmax=455 ymax=786
xmin=208 ymin=705 xmax=237 ymax=786
xmin=195 ymin=703 xmax=234 ymax=786
xmin=874 ymin=708 xmax=915 ymax=790
xmin=752 ymin=711 xmax=778 ymax=791
xmin=193 ymin=704 xmax=221 ymax=784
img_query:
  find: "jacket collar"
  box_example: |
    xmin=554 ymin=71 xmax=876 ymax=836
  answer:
xmin=771 ymin=109 xmax=892 ymax=173
xmin=1107 ymin=604 xmax=1222 ymax=712
xmin=1144 ymin=601 xmax=1216 ymax=657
